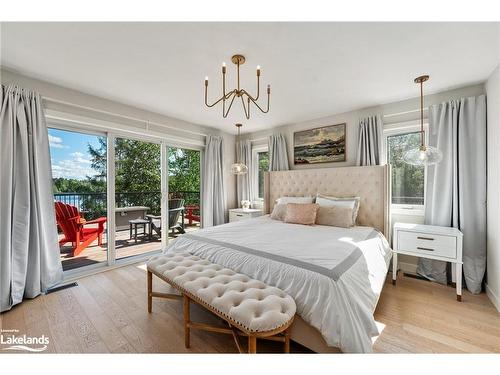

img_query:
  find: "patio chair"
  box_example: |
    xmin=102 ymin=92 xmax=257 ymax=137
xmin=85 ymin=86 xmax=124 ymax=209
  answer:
xmin=147 ymin=198 xmax=185 ymax=238
xmin=54 ymin=201 xmax=107 ymax=257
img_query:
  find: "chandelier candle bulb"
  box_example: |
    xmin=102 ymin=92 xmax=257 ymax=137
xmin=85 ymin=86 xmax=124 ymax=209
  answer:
xmin=222 ymin=62 xmax=226 ymax=74
xmin=257 ymin=65 xmax=261 ymax=76
xmin=205 ymin=77 xmax=208 ymax=86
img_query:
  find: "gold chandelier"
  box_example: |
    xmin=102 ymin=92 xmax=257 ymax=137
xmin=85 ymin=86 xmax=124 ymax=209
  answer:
xmin=204 ymin=54 xmax=270 ymax=119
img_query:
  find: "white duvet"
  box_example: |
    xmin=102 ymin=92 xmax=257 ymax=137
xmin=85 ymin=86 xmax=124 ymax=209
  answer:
xmin=165 ymin=216 xmax=392 ymax=353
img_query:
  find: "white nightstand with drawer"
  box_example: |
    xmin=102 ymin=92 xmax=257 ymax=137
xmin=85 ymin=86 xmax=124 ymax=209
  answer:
xmin=392 ymin=222 xmax=463 ymax=301
xmin=229 ymin=208 xmax=263 ymax=222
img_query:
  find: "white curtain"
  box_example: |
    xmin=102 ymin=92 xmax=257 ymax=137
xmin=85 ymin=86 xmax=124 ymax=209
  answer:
xmin=0 ymin=84 xmax=63 ymax=312
xmin=202 ymin=135 xmax=227 ymax=227
xmin=356 ymin=115 xmax=382 ymax=166
xmin=268 ymin=133 xmax=289 ymax=171
xmin=236 ymin=139 xmax=253 ymax=205
xmin=418 ymin=95 xmax=487 ymax=294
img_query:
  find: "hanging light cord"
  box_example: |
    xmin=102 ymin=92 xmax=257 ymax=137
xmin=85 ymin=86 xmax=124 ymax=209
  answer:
xmin=420 ymin=79 xmax=424 ymax=149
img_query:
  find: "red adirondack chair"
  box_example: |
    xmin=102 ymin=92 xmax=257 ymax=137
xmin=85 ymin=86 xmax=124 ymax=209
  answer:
xmin=54 ymin=201 xmax=107 ymax=257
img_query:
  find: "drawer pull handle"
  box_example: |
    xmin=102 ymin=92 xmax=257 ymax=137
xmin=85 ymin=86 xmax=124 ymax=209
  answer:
xmin=417 ymin=246 xmax=434 ymax=251
xmin=417 ymin=236 xmax=434 ymax=241
xmin=236 ymin=214 xmax=244 ymax=217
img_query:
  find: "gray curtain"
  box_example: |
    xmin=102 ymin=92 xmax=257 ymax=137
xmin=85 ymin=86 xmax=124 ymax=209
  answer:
xmin=0 ymin=85 xmax=63 ymax=312
xmin=202 ymin=135 xmax=226 ymax=227
xmin=356 ymin=115 xmax=382 ymax=166
xmin=268 ymin=133 xmax=289 ymax=171
xmin=418 ymin=95 xmax=487 ymax=294
xmin=236 ymin=139 xmax=253 ymax=205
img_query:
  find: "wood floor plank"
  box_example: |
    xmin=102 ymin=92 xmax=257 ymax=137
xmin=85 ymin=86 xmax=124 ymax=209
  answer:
xmin=1 ymin=263 xmax=498 ymax=354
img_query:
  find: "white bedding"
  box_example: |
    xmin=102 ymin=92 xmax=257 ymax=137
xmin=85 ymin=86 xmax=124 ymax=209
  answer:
xmin=165 ymin=216 xmax=392 ymax=353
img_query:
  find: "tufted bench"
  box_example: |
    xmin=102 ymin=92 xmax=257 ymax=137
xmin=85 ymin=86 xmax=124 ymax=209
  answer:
xmin=147 ymin=253 xmax=296 ymax=353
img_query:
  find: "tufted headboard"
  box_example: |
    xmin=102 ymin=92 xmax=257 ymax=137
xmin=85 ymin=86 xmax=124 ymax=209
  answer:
xmin=264 ymin=165 xmax=390 ymax=238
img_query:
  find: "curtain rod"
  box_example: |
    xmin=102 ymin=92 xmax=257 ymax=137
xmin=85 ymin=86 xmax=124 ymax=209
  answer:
xmin=383 ymin=107 xmax=428 ymax=119
xmin=249 ymin=136 xmax=268 ymax=143
xmin=42 ymin=96 xmax=209 ymax=138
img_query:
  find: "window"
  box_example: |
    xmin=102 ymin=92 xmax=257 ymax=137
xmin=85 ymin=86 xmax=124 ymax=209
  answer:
xmin=257 ymin=151 xmax=269 ymax=199
xmin=386 ymin=131 xmax=425 ymax=209
xmin=252 ymin=146 xmax=269 ymax=200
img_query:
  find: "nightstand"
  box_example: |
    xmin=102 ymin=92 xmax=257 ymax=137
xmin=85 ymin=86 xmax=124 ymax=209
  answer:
xmin=229 ymin=208 xmax=263 ymax=222
xmin=392 ymin=222 xmax=463 ymax=301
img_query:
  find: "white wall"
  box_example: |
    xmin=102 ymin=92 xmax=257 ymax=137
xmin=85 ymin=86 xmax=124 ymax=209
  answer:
xmin=245 ymin=84 xmax=485 ymax=168
xmin=486 ymin=63 xmax=500 ymax=311
xmin=0 ymin=68 xmax=238 ymax=218
xmin=245 ymin=83 xmax=486 ymax=272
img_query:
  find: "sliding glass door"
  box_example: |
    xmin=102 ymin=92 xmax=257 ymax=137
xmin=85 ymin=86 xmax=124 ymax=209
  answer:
xmin=168 ymin=146 xmax=202 ymax=238
xmin=48 ymin=122 xmax=203 ymax=275
xmin=114 ymin=137 xmax=162 ymax=260
xmin=49 ymin=127 xmax=108 ymax=272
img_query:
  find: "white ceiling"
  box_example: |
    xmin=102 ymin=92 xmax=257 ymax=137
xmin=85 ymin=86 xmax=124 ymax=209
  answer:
xmin=1 ymin=22 xmax=499 ymax=133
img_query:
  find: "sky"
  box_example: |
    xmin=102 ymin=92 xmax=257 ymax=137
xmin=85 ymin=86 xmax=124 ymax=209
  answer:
xmin=48 ymin=128 xmax=104 ymax=180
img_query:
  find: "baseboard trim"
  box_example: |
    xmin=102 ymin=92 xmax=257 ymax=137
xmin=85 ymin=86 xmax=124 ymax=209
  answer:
xmin=485 ymin=283 xmax=500 ymax=312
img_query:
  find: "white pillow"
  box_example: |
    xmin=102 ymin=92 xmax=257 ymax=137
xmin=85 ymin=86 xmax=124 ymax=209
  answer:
xmin=276 ymin=196 xmax=314 ymax=205
xmin=316 ymin=194 xmax=360 ymax=223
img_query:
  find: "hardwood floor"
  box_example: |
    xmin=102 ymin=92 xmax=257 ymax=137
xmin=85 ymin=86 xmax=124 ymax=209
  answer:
xmin=59 ymin=222 xmax=200 ymax=271
xmin=1 ymin=264 xmax=499 ymax=354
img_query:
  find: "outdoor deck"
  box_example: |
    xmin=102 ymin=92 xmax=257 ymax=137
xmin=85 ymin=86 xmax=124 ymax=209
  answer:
xmin=59 ymin=220 xmax=200 ymax=271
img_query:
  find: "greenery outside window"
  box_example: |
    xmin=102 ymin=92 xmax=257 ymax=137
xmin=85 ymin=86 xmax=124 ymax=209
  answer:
xmin=384 ymin=127 xmax=426 ymax=214
xmin=252 ymin=146 xmax=269 ymax=201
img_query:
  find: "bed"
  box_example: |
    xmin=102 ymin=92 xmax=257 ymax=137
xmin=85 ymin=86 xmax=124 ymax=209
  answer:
xmin=166 ymin=165 xmax=391 ymax=353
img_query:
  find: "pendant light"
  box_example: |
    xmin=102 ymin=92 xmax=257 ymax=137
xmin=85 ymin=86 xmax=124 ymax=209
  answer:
xmin=231 ymin=123 xmax=248 ymax=175
xmin=403 ymin=75 xmax=443 ymax=166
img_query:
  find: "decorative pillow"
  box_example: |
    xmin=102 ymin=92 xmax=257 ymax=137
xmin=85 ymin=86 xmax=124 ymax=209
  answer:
xmin=276 ymin=196 xmax=314 ymax=205
xmin=284 ymin=203 xmax=320 ymax=225
xmin=270 ymin=203 xmax=287 ymax=221
xmin=316 ymin=206 xmax=355 ymax=228
xmin=316 ymin=194 xmax=361 ymax=223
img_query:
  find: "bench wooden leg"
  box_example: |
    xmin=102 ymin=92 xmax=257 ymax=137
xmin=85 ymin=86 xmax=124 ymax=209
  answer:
xmin=284 ymin=329 xmax=290 ymax=353
xmin=184 ymin=295 xmax=191 ymax=349
xmin=248 ymin=336 xmax=257 ymax=354
xmin=147 ymin=271 xmax=152 ymax=313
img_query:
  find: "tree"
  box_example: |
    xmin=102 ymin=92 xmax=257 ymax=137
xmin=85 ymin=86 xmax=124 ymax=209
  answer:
xmin=387 ymin=132 xmax=425 ymax=205
xmin=86 ymin=140 xmax=200 ymax=215
xmin=87 ymin=138 xmax=162 ymax=214
xmin=258 ymin=151 xmax=269 ymax=198
xmin=168 ymin=147 xmax=201 ymax=207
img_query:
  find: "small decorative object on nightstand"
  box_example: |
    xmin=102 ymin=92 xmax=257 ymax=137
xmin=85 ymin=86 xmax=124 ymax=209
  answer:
xmin=241 ymin=200 xmax=251 ymax=209
xmin=392 ymin=223 xmax=463 ymax=301
xmin=229 ymin=208 xmax=263 ymax=223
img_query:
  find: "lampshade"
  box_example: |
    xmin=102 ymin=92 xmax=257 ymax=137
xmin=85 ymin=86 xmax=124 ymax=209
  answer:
xmin=403 ymin=145 xmax=443 ymax=166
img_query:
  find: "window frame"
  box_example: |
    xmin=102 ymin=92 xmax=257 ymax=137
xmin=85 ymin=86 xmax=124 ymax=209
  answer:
xmin=251 ymin=144 xmax=269 ymax=202
xmin=382 ymin=120 xmax=429 ymax=216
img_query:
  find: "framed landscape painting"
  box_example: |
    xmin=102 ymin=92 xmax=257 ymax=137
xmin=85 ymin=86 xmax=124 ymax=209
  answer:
xmin=294 ymin=123 xmax=346 ymax=164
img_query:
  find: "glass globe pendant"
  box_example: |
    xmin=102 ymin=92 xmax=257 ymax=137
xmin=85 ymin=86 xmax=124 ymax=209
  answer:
xmin=230 ymin=162 xmax=248 ymax=175
xmin=403 ymin=75 xmax=443 ymax=167
xmin=231 ymin=123 xmax=248 ymax=175
xmin=403 ymin=145 xmax=443 ymax=166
